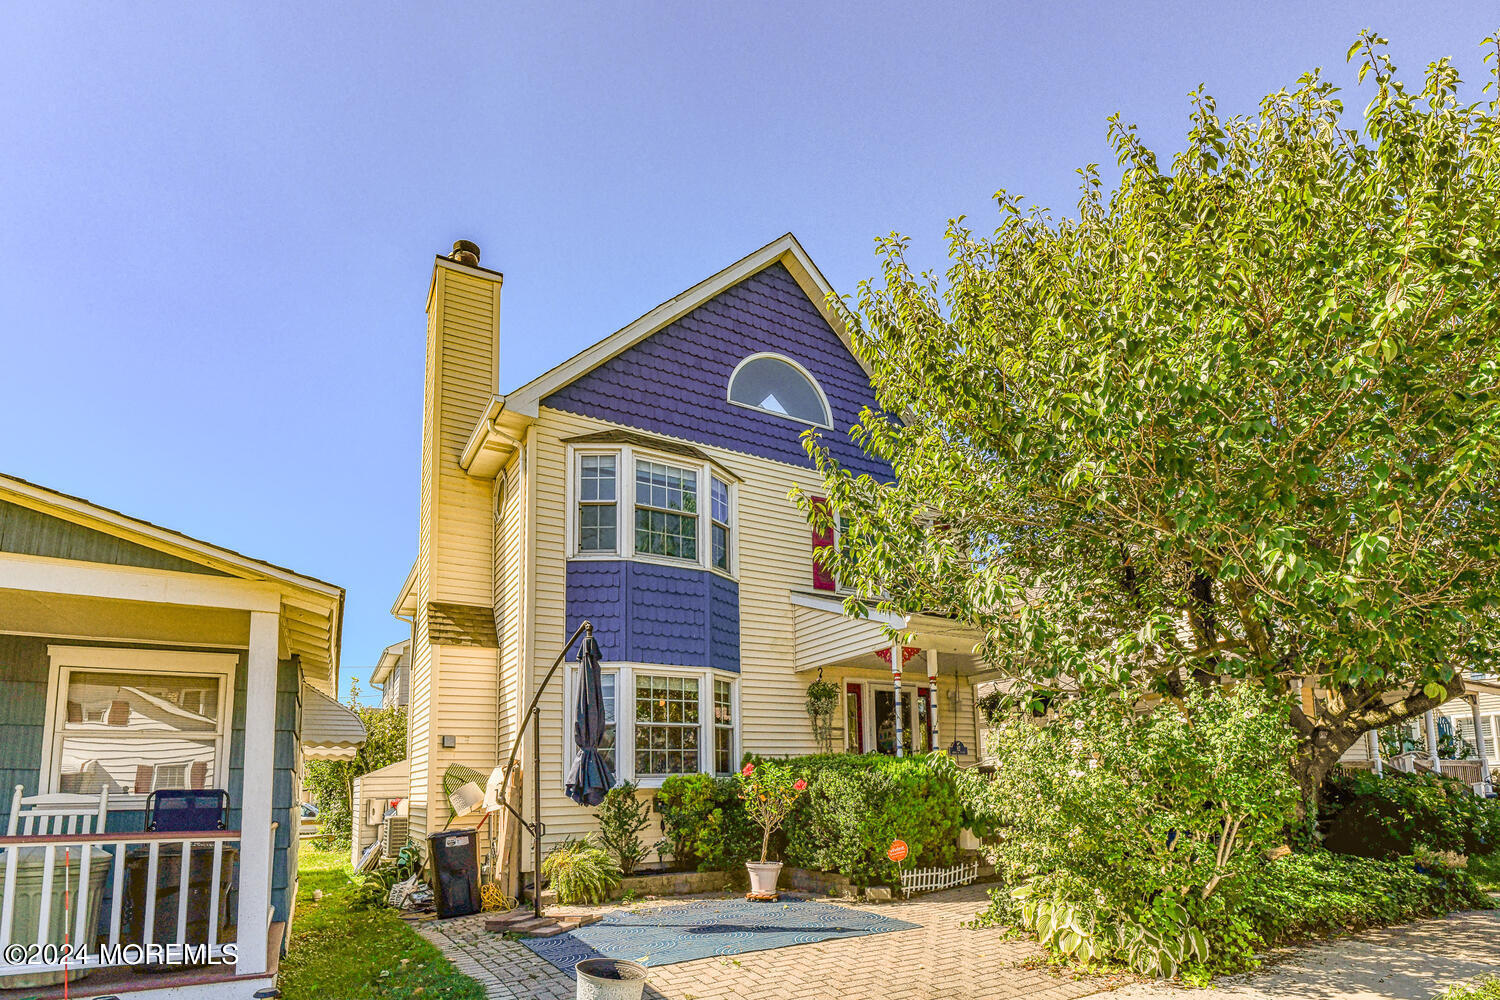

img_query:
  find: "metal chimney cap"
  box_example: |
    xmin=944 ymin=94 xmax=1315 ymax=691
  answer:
xmin=450 ymin=240 xmax=481 ymax=265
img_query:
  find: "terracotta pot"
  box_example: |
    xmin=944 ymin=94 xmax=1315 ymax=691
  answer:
xmin=746 ymin=861 xmax=783 ymax=895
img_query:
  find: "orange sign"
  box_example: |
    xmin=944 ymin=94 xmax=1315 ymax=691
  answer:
xmin=887 ymin=839 xmax=908 ymax=863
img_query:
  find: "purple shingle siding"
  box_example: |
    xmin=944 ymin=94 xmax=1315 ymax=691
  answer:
xmin=566 ymin=560 xmax=740 ymax=672
xmin=543 ymin=263 xmax=890 ymax=480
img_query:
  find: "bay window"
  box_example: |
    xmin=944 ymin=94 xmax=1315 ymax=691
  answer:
xmin=565 ymin=664 xmax=738 ymax=787
xmin=568 ymin=444 xmax=736 ymax=575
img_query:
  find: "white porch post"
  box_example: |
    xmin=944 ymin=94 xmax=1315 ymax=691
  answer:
xmin=890 ymin=641 xmax=904 ymax=758
xmin=1425 ymin=709 xmax=1443 ymax=776
xmin=237 ymin=609 xmax=279 ymax=977
xmin=926 ymin=648 xmax=940 ymax=752
xmin=1470 ymin=696 xmax=1493 ymax=796
xmin=1368 ymin=729 xmax=1383 ymax=777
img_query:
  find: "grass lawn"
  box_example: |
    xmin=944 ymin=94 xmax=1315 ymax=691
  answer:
xmin=279 ymin=846 xmax=484 ymax=1000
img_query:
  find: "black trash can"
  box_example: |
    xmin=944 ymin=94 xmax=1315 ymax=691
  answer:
xmin=427 ymin=829 xmax=480 ymax=918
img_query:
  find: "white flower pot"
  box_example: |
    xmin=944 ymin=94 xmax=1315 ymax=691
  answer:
xmin=746 ymin=861 xmax=783 ymax=895
xmin=576 ymin=958 xmax=648 ymax=1000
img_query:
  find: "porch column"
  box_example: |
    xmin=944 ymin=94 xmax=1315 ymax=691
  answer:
xmin=890 ymin=641 xmax=904 ymax=758
xmin=1368 ymin=729 xmax=1383 ymax=777
xmin=1425 ymin=709 xmax=1443 ymax=776
xmin=237 ymin=609 xmax=279 ymax=977
xmin=926 ymin=648 xmax=940 ymax=752
xmin=1470 ymin=695 xmax=1493 ymax=796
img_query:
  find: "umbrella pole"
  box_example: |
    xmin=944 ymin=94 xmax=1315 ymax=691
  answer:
xmin=532 ymin=705 xmax=543 ymax=917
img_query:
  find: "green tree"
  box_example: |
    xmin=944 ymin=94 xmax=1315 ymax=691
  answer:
xmin=305 ymin=702 xmax=408 ymax=845
xmin=802 ymin=33 xmax=1500 ymax=813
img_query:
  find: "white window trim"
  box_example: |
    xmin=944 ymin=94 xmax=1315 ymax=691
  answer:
xmin=726 ymin=352 xmax=834 ymax=429
xmin=563 ymin=662 xmax=740 ymax=790
xmin=566 ymin=443 xmax=739 ymax=579
xmin=41 ymin=645 xmax=239 ymax=810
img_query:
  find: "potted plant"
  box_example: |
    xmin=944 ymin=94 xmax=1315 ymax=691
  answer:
xmin=737 ymin=761 xmax=807 ymax=895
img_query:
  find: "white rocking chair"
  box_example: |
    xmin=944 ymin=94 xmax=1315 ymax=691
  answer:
xmin=7 ymin=784 xmax=110 ymax=837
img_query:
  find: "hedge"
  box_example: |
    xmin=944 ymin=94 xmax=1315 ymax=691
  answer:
xmin=658 ymin=752 xmax=969 ymax=885
xmin=1320 ymin=769 xmax=1500 ymax=859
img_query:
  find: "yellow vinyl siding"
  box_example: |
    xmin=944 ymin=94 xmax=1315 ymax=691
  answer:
xmin=524 ymin=407 xmax=862 ymax=857
xmin=408 ymin=262 xmax=503 ymax=844
xmin=494 ymin=455 xmax=525 ymax=763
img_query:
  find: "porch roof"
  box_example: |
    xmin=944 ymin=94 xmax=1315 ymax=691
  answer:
xmin=0 ymin=473 xmax=345 ymax=691
xmin=788 ymin=592 xmax=996 ymax=678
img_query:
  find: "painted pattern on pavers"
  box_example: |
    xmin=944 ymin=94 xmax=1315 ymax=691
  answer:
xmin=521 ymin=894 xmax=918 ymax=972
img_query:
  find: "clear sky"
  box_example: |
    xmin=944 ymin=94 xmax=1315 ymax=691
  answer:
xmin=2 ymin=3 xmax=1495 ymax=703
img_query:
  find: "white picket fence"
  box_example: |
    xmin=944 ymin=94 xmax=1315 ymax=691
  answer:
xmin=899 ymin=858 xmax=980 ymax=898
xmin=0 ymin=829 xmax=240 ymax=980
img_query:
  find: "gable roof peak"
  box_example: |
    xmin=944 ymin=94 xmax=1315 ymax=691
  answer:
xmin=503 ymin=233 xmax=866 ymax=416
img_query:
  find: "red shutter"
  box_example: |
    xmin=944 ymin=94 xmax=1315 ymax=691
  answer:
xmin=190 ymin=761 xmax=209 ymax=789
xmin=811 ymin=496 xmax=836 ymax=592
xmin=108 ymin=699 xmax=131 ymax=727
xmin=134 ymin=766 xmax=154 ymax=794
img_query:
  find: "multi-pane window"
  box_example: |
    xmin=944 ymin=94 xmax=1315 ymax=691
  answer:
xmin=710 ymin=478 xmax=730 ymax=572
xmin=56 ymin=669 xmax=225 ymax=795
xmin=713 ymin=678 xmax=735 ymax=774
xmin=598 ymin=672 xmax=617 ymax=772
xmin=634 ymin=674 xmax=700 ymax=775
xmin=635 ymin=460 xmax=697 ymax=560
xmin=577 ymin=455 xmax=618 ymax=552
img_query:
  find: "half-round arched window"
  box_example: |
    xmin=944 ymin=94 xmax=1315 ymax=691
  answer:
xmin=727 ymin=353 xmax=832 ymax=427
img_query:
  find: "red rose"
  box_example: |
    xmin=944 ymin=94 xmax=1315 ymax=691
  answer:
xmin=794 ymin=779 xmax=807 ymax=791
xmin=742 ymin=762 xmax=755 ymax=776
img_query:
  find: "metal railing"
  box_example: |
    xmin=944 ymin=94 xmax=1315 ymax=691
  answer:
xmin=0 ymin=828 xmax=241 ymax=979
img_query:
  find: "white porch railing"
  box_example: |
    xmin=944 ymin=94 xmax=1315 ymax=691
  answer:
xmin=0 ymin=829 xmax=241 ymax=981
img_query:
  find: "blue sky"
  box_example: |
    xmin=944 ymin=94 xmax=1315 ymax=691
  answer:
xmin=2 ymin=3 xmax=1495 ymax=703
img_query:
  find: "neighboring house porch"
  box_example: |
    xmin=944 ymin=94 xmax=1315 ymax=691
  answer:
xmin=0 ymin=474 xmax=356 ymax=999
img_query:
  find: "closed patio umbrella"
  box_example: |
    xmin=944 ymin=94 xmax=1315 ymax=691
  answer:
xmin=565 ymin=634 xmax=614 ymax=806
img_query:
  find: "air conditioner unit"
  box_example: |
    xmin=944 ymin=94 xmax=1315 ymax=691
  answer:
xmin=382 ymin=817 xmax=410 ymax=858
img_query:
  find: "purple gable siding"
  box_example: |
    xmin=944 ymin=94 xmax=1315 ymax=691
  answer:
xmin=566 ymin=560 xmax=740 ymax=672
xmin=543 ymin=263 xmax=889 ymax=480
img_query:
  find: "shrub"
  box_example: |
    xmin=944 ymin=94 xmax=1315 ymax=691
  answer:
xmin=1320 ymin=769 xmax=1500 ymax=859
xmin=655 ymin=774 xmax=759 ymax=872
xmin=1237 ymin=851 xmax=1491 ymax=946
xmin=541 ymin=837 xmax=621 ymax=905
xmin=595 ymin=781 xmax=652 ymax=875
xmin=974 ymin=686 xmax=1301 ymax=977
xmin=773 ymin=752 xmax=966 ymax=885
xmin=1441 ymin=978 xmax=1500 ymax=1000
xmin=737 ymin=762 xmax=808 ymax=863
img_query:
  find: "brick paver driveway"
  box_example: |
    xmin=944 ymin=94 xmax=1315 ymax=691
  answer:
xmin=415 ymin=884 xmax=1114 ymax=1000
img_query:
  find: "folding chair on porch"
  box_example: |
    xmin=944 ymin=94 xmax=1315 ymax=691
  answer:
xmin=7 ymin=784 xmax=110 ymax=836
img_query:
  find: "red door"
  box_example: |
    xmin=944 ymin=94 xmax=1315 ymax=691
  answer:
xmin=845 ymin=683 xmax=865 ymax=752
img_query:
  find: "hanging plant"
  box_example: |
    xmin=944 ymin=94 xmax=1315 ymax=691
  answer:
xmin=806 ymin=675 xmax=840 ymax=753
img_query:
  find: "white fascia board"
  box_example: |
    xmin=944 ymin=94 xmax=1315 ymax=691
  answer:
xmin=0 ymin=551 xmax=283 ymax=612
xmin=0 ymin=475 xmax=343 ymax=602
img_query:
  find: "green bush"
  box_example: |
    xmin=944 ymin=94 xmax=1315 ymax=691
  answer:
xmin=1320 ymin=769 xmax=1500 ymax=859
xmin=1440 ymin=978 xmax=1500 ymax=1000
xmin=773 ymin=752 xmax=965 ymax=885
xmin=971 ymin=686 xmax=1302 ymax=977
xmin=1237 ymin=851 xmax=1491 ymax=946
xmin=658 ymin=753 xmax=970 ymax=882
xmin=655 ymin=774 xmax=759 ymax=872
xmin=595 ymin=781 xmax=652 ymax=875
xmin=541 ymin=837 xmax=622 ymax=904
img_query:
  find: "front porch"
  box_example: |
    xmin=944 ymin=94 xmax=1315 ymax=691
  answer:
xmin=0 ymin=478 xmax=349 ymax=1000
xmin=790 ymin=596 xmax=992 ymax=763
